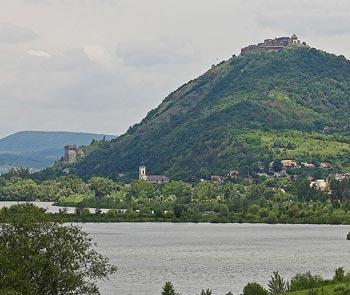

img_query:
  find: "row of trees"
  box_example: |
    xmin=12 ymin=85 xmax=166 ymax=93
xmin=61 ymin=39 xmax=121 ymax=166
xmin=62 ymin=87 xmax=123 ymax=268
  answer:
xmin=161 ymin=268 xmax=350 ymax=295
xmin=1 ymin=173 xmax=350 ymax=223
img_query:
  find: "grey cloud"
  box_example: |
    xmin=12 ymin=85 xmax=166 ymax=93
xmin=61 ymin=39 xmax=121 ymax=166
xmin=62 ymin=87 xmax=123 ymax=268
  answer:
xmin=0 ymin=45 xmax=188 ymax=135
xmin=0 ymin=23 xmax=37 ymax=43
xmin=246 ymin=0 xmax=350 ymax=36
xmin=117 ymin=40 xmax=199 ymax=67
xmin=23 ymin=0 xmax=119 ymax=6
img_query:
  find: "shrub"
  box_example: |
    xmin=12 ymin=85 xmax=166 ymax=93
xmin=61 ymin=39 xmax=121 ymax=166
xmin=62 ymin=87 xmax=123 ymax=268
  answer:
xmin=243 ymin=282 xmax=268 ymax=295
xmin=289 ymin=272 xmax=324 ymax=291
xmin=334 ymin=267 xmax=345 ymax=282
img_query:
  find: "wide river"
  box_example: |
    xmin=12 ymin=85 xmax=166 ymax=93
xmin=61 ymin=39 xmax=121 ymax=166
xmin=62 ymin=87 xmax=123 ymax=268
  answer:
xmin=80 ymin=223 xmax=350 ymax=295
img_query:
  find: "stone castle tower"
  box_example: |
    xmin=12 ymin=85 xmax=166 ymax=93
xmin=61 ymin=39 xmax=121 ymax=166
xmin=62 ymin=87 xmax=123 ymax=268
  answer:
xmin=64 ymin=145 xmax=85 ymax=164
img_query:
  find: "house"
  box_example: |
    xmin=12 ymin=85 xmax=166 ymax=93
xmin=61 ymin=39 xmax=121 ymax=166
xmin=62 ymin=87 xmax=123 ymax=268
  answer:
xmin=227 ymin=170 xmax=239 ymax=179
xmin=139 ymin=164 xmax=169 ymax=184
xmin=320 ymin=162 xmax=333 ymax=169
xmin=281 ymin=160 xmax=298 ymax=169
xmin=310 ymin=179 xmax=329 ymax=191
xmin=211 ymin=175 xmax=223 ymax=184
xmin=328 ymin=173 xmax=347 ymax=181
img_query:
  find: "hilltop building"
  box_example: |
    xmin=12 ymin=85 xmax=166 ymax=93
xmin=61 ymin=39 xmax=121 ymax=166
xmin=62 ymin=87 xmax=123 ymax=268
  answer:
xmin=241 ymin=34 xmax=307 ymax=55
xmin=138 ymin=164 xmax=169 ymax=184
xmin=64 ymin=145 xmax=85 ymax=164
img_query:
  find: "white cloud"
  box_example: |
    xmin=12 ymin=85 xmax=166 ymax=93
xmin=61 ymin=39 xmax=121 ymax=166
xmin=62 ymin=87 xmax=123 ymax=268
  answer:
xmin=83 ymin=45 xmax=115 ymax=65
xmin=27 ymin=50 xmax=51 ymax=58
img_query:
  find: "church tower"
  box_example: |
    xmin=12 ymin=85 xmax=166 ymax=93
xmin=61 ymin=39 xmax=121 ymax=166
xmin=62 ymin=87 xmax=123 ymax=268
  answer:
xmin=139 ymin=165 xmax=147 ymax=180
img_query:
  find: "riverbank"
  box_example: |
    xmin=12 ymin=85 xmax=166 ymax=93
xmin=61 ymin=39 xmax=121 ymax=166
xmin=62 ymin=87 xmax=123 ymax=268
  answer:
xmin=2 ymin=202 xmax=350 ymax=224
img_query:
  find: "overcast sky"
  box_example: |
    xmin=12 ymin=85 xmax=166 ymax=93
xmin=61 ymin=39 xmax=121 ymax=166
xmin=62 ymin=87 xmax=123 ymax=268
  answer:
xmin=0 ymin=0 xmax=350 ymax=138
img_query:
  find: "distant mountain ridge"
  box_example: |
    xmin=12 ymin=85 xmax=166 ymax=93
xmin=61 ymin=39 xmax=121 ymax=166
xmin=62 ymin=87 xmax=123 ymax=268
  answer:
xmin=0 ymin=131 xmax=116 ymax=172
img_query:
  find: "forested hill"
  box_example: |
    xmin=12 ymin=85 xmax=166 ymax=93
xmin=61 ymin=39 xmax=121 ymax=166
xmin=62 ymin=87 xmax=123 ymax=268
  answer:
xmin=41 ymin=47 xmax=350 ymax=180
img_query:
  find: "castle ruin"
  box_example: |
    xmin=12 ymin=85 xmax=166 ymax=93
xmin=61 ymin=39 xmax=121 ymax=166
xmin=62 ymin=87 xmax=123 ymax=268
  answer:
xmin=241 ymin=34 xmax=307 ymax=55
xmin=64 ymin=145 xmax=85 ymax=164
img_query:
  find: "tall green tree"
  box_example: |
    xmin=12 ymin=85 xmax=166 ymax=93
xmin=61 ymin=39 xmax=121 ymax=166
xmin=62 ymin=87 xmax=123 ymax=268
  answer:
xmin=0 ymin=219 xmax=117 ymax=295
xmin=161 ymin=282 xmax=179 ymax=295
xmin=268 ymin=271 xmax=287 ymax=295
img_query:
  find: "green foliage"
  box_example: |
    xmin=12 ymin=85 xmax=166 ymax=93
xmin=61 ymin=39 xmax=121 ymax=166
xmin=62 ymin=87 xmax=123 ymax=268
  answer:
xmin=161 ymin=282 xmax=179 ymax=295
xmin=289 ymin=272 xmax=325 ymax=292
xmin=243 ymin=282 xmax=268 ymax=295
xmin=334 ymin=268 xmax=346 ymax=282
xmin=0 ymin=219 xmax=117 ymax=295
xmin=88 ymin=176 xmax=116 ymax=198
xmin=268 ymin=271 xmax=287 ymax=295
xmin=3 ymin=171 xmax=350 ymax=224
xmin=334 ymin=286 xmax=350 ymax=295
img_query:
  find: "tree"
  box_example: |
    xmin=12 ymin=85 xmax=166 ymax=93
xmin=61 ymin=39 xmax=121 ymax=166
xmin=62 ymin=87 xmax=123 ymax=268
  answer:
xmin=243 ymin=282 xmax=268 ymax=295
xmin=0 ymin=220 xmax=117 ymax=295
xmin=272 ymin=161 xmax=283 ymax=172
xmin=162 ymin=282 xmax=179 ymax=295
xmin=289 ymin=272 xmax=324 ymax=292
xmin=199 ymin=290 xmax=212 ymax=295
xmin=88 ymin=176 xmax=116 ymax=199
xmin=268 ymin=271 xmax=287 ymax=295
xmin=334 ymin=267 xmax=345 ymax=282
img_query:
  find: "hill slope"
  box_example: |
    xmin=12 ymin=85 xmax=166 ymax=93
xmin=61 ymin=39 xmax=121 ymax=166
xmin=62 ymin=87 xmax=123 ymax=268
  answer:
xmin=0 ymin=131 xmax=116 ymax=172
xmin=43 ymin=47 xmax=350 ymax=180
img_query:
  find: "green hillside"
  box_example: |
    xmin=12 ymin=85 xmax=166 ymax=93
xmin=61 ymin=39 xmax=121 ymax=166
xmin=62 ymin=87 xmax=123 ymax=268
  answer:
xmin=41 ymin=47 xmax=350 ymax=180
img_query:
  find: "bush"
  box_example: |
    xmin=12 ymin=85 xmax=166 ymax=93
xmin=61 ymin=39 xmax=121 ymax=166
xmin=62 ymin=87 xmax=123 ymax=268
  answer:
xmin=243 ymin=282 xmax=268 ymax=295
xmin=347 ymin=232 xmax=350 ymax=240
xmin=289 ymin=272 xmax=324 ymax=291
xmin=334 ymin=286 xmax=350 ymax=295
xmin=334 ymin=267 xmax=345 ymax=282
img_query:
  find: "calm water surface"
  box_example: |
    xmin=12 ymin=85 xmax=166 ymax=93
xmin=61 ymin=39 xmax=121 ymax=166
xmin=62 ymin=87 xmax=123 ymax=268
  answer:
xmin=81 ymin=223 xmax=350 ymax=295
